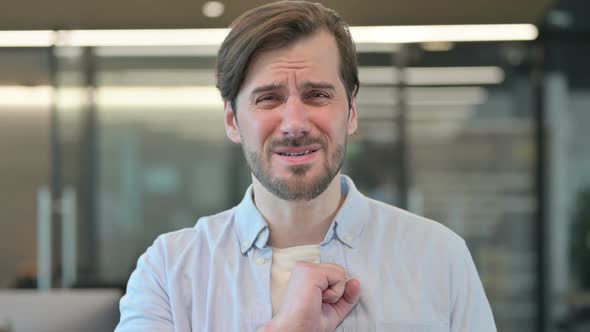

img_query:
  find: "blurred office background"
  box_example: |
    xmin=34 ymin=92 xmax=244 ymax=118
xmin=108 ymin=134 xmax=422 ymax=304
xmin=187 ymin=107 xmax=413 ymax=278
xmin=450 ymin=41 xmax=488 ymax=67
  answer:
xmin=0 ymin=0 xmax=589 ymax=331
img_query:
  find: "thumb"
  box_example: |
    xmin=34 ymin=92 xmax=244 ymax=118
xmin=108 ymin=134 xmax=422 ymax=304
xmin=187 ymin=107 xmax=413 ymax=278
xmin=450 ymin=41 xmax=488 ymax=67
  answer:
xmin=331 ymin=278 xmax=361 ymax=319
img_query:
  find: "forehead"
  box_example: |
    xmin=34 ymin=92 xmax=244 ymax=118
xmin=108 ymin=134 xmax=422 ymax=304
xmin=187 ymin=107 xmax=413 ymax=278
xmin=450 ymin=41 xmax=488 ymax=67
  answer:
xmin=240 ymin=30 xmax=341 ymax=90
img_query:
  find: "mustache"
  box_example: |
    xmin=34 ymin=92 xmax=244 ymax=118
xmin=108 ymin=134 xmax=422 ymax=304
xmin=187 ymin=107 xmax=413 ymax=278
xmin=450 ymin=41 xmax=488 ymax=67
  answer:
xmin=268 ymin=136 xmax=326 ymax=150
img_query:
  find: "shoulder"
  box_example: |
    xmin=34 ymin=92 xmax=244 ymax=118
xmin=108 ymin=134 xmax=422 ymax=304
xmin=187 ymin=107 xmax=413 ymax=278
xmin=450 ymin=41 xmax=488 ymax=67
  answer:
xmin=366 ymin=196 xmax=462 ymax=239
xmin=361 ymin=196 xmax=474 ymax=287
xmin=150 ymin=207 xmax=238 ymax=259
xmin=363 ymin=195 xmax=467 ymax=255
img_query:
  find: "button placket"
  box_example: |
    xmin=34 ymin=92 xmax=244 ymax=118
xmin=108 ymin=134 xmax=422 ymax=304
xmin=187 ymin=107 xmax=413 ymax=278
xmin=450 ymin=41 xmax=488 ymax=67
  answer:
xmin=321 ymin=240 xmax=356 ymax=330
xmin=252 ymin=247 xmax=272 ymax=327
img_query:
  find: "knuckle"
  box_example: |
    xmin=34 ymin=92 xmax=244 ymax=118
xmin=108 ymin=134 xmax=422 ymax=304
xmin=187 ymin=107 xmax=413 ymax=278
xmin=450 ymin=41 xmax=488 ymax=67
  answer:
xmin=328 ymin=263 xmax=346 ymax=277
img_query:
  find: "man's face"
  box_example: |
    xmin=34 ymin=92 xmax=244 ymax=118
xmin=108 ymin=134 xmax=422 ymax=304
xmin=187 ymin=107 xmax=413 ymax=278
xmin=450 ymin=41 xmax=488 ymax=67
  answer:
xmin=224 ymin=30 xmax=358 ymax=201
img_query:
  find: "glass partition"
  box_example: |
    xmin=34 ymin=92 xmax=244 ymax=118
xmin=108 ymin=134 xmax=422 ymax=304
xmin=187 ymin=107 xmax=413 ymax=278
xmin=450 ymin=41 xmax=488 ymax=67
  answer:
xmin=0 ymin=48 xmax=51 ymax=289
xmin=0 ymin=38 xmax=551 ymax=331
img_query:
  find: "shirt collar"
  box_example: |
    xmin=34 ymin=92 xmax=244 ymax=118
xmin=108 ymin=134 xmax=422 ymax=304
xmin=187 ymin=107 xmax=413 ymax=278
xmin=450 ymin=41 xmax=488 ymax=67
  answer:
xmin=234 ymin=185 xmax=269 ymax=254
xmin=233 ymin=175 xmax=369 ymax=253
xmin=320 ymin=175 xmax=369 ymax=248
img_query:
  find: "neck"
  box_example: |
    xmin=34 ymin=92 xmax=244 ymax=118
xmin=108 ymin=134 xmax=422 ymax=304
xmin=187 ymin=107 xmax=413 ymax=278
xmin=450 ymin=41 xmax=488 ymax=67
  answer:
xmin=251 ymin=174 xmax=344 ymax=249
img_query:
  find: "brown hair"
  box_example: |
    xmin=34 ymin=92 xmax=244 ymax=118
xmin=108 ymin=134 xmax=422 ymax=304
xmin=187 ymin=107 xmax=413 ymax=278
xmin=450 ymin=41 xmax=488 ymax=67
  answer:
xmin=215 ymin=0 xmax=359 ymax=111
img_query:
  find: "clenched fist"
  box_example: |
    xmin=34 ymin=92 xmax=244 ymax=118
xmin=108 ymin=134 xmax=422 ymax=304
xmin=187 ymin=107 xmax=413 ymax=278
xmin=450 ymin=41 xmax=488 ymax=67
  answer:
xmin=261 ymin=262 xmax=361 ymax=332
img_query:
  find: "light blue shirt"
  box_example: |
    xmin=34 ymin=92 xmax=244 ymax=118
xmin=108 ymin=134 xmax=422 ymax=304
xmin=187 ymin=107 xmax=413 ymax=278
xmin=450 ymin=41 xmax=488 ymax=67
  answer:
xmin=116 ymin=176 xmax=497 ymax=331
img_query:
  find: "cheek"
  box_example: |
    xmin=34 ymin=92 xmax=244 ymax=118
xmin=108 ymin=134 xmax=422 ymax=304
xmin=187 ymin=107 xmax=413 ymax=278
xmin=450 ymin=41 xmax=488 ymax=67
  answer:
xmin=315 ymin=113 xmax=348 ymax=141
xmin=241 ymin=114 xmax=278 ymax=148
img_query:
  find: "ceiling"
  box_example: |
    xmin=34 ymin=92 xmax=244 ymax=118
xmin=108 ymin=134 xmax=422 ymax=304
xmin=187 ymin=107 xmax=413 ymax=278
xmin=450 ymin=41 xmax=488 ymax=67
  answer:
xmin=3 ymin=0 xmax=555 ymax=31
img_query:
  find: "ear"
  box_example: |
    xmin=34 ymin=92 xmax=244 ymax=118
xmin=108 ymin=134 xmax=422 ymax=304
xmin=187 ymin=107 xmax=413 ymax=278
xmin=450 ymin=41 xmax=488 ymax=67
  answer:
xmin=347 ymin=96 xmax=358 ymax=135
xmin=224 ymin=101 xmax=241 ymax=144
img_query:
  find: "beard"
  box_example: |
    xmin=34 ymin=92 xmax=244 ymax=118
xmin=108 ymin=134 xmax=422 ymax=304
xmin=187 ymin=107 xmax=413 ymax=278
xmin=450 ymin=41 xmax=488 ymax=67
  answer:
xmin=243 ymin=135 xmax=346 ymax=201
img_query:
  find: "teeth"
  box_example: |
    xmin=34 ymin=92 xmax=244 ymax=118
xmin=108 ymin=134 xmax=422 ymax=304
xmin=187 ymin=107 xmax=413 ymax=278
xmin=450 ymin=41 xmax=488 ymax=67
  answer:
xmin=281 ymin=150 xmax=311 ymax=156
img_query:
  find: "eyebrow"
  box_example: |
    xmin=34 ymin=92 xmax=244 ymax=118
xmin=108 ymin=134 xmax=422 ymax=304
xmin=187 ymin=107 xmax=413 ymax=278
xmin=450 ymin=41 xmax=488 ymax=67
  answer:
xmin=250 ymin=83 xmax=285 ymax=97
xmin=249 ymin=81 xmax=336 ymax=97
xmin=300 ymin=81 xmax=336 ymax=92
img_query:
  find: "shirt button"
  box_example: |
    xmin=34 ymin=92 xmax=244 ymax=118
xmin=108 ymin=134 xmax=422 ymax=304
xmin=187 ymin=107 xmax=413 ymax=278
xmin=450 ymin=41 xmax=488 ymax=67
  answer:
xmin=344 ymin=235 xmax=353 ymax=242
xmin=255 ymin=257 xmax=266 ymax=265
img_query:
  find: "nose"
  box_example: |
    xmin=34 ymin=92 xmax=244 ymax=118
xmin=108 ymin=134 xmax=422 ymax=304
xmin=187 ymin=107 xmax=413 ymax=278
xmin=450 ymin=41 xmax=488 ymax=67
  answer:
xmin=279 ymin=96 xmax=310 ymax=138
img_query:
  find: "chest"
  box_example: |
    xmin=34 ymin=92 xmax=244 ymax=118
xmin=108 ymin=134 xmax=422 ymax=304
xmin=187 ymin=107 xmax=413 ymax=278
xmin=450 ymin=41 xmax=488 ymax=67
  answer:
xmin=167 ymin=244 xmax=451 ymax=331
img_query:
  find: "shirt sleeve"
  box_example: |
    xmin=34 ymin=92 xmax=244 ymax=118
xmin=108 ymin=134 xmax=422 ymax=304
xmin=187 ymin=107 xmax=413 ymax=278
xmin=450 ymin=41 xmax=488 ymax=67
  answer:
xmin=115 ymin=236 xmax=174 ymax=332
xmin=450 ymin=240 xmax=497 ymax=332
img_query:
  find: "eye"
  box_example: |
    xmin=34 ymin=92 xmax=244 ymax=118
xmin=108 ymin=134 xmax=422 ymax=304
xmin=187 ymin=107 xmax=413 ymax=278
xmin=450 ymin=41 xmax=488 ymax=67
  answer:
xmin=308 ymin=91 xmax=330 ymax=99
xmin=255 ymin=95 xmax=280 ymax=104
xmin=305 ymin=90 xmax=333 ymax=105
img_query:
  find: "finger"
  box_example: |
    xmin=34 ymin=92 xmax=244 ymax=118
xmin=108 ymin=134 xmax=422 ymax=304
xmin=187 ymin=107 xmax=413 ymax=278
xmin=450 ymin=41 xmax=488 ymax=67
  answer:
xmin=322 ymin=279 xmax=346 ymax=303
xmin=316 ymin=263 xmax=347 ymax=289
xmin=331 ymin=278 xmax=361 ymax=318
xmin=342 ymin=279 xmax=361 ymax=304
xmin=292 ymin=262 xmax=347 ymax=291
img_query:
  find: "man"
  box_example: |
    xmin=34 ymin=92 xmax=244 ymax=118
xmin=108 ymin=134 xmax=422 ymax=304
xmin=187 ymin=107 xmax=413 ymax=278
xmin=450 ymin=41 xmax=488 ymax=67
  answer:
xmin=116 ymin=1 xmax=497 ymax=331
